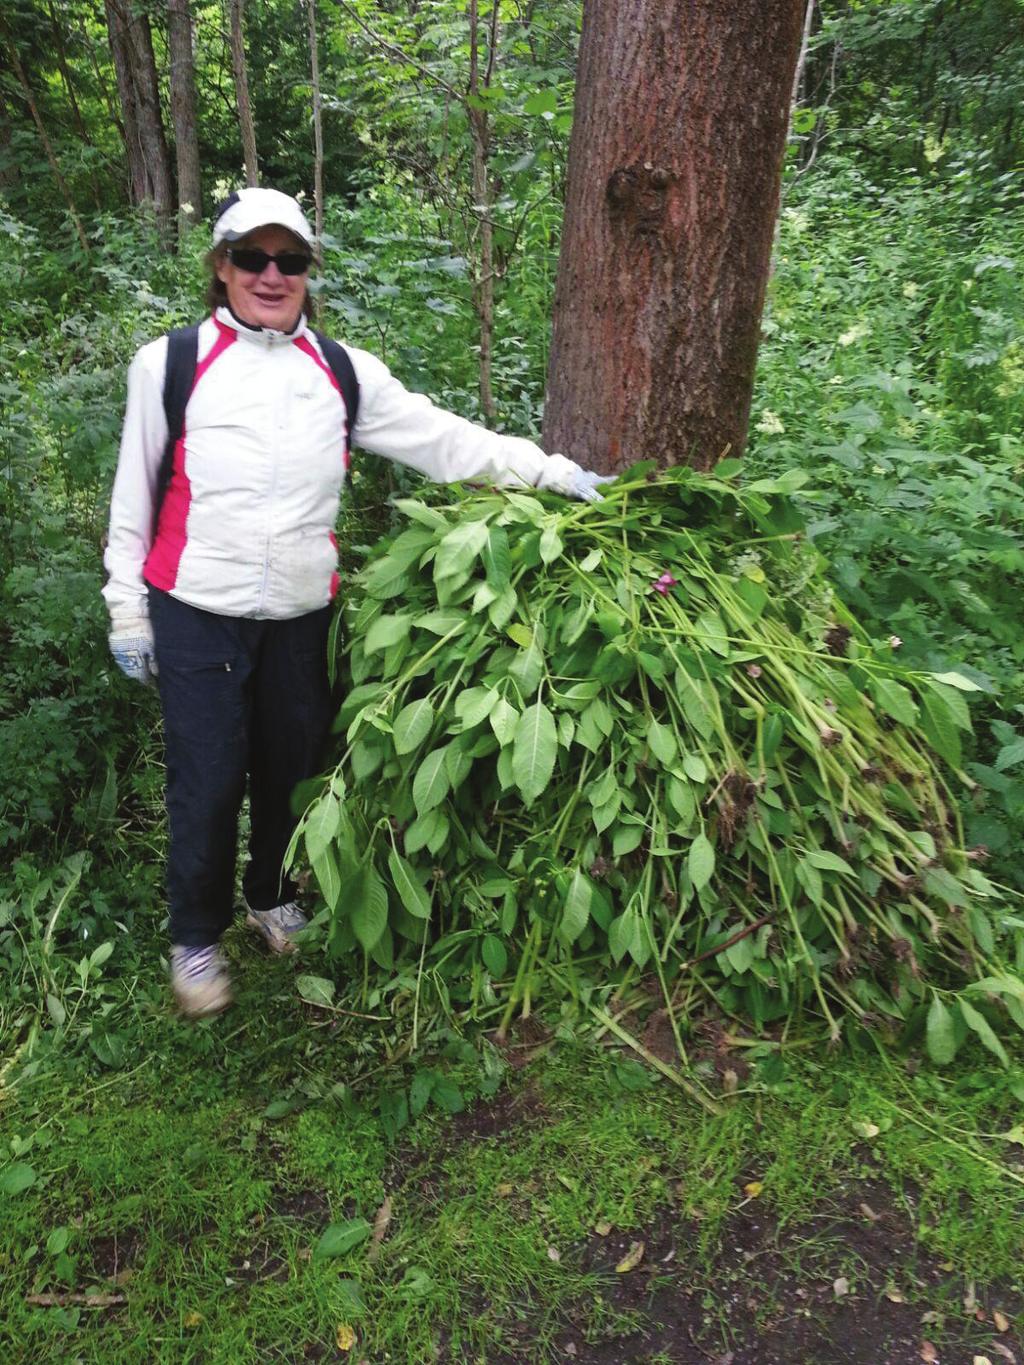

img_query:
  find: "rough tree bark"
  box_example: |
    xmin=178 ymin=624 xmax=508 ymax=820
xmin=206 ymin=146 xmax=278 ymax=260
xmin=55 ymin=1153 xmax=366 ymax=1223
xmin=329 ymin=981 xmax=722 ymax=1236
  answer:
xmin=228 ymin=0 xmax=260 ymax=186
xmin=104 ymin=0 xmax=149 ymax=203
xmin=168 ymin=0 xmax=203 ymax=232
xmin=105 ymin=0 xmax=175 ymax=226
xmin=543 ymin=0 xmax=805 ymax=472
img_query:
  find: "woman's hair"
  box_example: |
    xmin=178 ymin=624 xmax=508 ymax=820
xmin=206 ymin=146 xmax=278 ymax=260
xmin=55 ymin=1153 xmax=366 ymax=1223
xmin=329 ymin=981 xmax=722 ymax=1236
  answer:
xmin=204 ymin=243 xmax=314 ymax=318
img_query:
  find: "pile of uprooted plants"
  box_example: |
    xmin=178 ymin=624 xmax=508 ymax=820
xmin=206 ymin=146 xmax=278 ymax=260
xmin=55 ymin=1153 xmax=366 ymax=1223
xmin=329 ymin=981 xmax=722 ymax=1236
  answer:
xmin=291 ymin=462 xmax=1022 ymax=1065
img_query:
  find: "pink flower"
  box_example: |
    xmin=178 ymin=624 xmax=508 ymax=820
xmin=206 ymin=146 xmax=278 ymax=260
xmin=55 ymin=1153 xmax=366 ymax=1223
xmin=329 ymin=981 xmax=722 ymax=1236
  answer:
xmin=653 ymin=572 xmax=678 ymax=595
xmin=889 ymin=635 xmax=903 ymax=650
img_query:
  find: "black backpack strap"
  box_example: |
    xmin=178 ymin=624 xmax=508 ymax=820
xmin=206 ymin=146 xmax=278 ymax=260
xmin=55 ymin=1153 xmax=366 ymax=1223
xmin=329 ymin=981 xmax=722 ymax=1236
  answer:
xmin=313 ymin=330 xmax=360 ymax=452
xmin=155 ymin=324 xmax=201 ymax=532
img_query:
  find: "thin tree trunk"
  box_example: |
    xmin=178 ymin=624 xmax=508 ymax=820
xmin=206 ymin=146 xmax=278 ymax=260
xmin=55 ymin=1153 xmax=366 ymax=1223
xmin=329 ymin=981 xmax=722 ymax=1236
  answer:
xmin=468 ymin=0 xmax=496 ymax=427
xmin=229 ymin=0 xmax=259 ymax=186
xmin=306 ymin=0 xmax=323 ymax=247
xmin=104 ymin=0 xmax=148 ymax=202
xmin=1 ymin=27 xmax=89 ymax=252
xmin=543 ymin=0 xmax=805 ymax=472
xmin=168 ymin=0 xmax=203 ymax=233
xmin=791 ymin=0 xmax=816 ymax=113
xmin=46 ymin=2 xmax=93 ymax=150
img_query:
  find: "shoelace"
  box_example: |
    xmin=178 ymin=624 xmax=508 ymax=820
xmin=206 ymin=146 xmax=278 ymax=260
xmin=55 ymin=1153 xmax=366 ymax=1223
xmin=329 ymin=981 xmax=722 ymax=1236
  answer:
xmin=175 ymin=945 xmax=222 ymax=980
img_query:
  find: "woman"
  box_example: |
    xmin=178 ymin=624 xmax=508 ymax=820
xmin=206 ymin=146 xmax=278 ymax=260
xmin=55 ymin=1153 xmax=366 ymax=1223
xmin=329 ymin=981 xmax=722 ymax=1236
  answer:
xmin=104 ymin=187 xmax=607 ymax=1018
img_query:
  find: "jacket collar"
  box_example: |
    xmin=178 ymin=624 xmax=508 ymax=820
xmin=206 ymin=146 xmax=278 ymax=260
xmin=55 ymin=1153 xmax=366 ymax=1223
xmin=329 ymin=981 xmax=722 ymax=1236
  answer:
xmin=214 ymin=304 xmax=308 ymax=347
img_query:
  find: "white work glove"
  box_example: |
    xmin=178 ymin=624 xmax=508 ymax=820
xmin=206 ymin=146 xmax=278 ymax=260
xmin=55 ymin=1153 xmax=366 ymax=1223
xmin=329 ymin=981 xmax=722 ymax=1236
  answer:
xmin=109 ymin=618 xmax=159 ymax=686
xmin=568 ymin=467 xmax=616 ymax=503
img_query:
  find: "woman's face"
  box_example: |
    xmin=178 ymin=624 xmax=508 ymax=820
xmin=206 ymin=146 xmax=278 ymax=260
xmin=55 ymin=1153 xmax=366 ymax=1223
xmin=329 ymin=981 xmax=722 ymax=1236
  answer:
xmin=215 ymin=225 xmax=310 ymax=332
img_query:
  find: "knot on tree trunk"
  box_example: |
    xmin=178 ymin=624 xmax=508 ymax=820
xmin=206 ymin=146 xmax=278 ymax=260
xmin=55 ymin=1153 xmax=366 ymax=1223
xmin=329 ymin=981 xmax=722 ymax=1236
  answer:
xmin=606 ymin=163 xmax=672 ymax=230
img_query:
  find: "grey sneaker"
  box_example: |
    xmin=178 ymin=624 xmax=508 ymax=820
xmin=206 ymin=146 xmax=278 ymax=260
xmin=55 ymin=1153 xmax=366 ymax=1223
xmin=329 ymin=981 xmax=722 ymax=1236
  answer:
xmin=170 ymin=944 xmax=233 ymax=1017
xmin=245 ymin=900 xmax=308 ymax=955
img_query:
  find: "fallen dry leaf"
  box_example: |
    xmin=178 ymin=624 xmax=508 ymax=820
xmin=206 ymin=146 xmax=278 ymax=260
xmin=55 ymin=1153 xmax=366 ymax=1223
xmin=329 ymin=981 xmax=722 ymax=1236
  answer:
xmin=546 ymin=1245 xmax=561 ymax=1263
xmin=594 ymin=1220 xmax=612 ymax=1236
xmin=183 ymin=1311 xmax=203 ymax=1328
xmin=994 ymin=1310 xmax=1011 ymax=1333
xmin=965 ymin=1282 xmax=979 ymax=1313
xmin=920 ymin=1343 xmax=939 ymax=1363
xmin=336 ymin=1323 xmax=357 ymax=1351
xmin=742 ymin=1181 xmax=764 ymax=1198
xmin=990 ymin=1344 xmax=1017 ymax=1363
xmin=1001 ymin=1125 xmax=1024 ymax=1146
xmin=859 ymin=1202 xmax=881 ymax=1222
xmin=885 ymin=1287 xmax=905 ymax=1303
xmin=833 ymin=1276 xmax=850 ymax=1298
xmin=973 ymin=1357 xmax=993 ymax=1365
xmin=615 ymin=1240 xmax=645 ymax=1274
xmin=367 ymin=1196 xmax=392 ymax=1264
xmin=496 ymin=1183 xmax=513 ymax=1197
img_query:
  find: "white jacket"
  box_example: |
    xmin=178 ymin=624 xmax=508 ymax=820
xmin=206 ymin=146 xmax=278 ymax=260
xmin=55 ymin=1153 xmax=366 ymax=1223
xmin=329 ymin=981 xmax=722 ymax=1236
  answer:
xmin=103 ymin=307 xmax=582 ymax=628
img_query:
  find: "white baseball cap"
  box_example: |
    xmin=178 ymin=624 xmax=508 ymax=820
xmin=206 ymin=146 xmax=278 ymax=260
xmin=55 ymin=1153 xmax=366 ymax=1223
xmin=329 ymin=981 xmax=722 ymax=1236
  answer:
xmin=212 ymin=188 xmax=314 ymax=249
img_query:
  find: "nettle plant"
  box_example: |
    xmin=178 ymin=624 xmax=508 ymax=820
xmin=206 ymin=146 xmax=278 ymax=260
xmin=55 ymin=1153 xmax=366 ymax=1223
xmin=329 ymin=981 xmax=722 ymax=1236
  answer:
xmin=292 ymin=465 xmax=1024 ymax=1062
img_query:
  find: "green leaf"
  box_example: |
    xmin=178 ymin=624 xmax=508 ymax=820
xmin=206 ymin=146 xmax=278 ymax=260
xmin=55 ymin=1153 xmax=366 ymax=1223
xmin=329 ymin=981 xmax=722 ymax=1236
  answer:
xmin=959 ymin=998 xmax=1009 ymax=1067
xmin=483 ymin=525 xmax=511 ymax=587
xmin=608 ymin=911 xmax=637 ymax=964
xmin=404 ymin=809 xmax=439 ymax=855
xmin=806 ymin=850 xmax=855 ymax=875
xmin=724 ymin=933 xmax=755 ymax=975
xmin=920 ymin=687 xmax=961 ymax=767
xmin=365 ymin=614 xmax=412 ymax=653
xmin=434 ymin=520 xmax=490 ymax=585
xmin=489 ymin=696 xmax=519 ymax=747
xmin=682 ymin=753 xmax=707 ymax=783
xmin=393 ymin=698 xmax=435 ymax=755
xmin=930 ymin=671 xmax=983 ymax=692
xmin=481 ymin=934 xmax=508 ymax=977
xmin=646 ymin=719 xmax=677 ymax=767
xmin=870 ymin=677 xmax=917 ymax=726
xmin=455 ymin=687 xmax=498 ymax=729
xmin=676 ymin=668 xmax=715 ymax=740
xmin=613 ymin=824 xmax=645 ymax=857
xmin=312 ymin=846 xmax=342 ymax=910
xmin=761 ymin=712 xmax=784 ymax=762
xmin=412 ymin=747 xmax=451 ymax=815
xmin=349 ymin=865 xmax=389 ymax=952
xmin=388 ymin=850 xmax=431 ymax=920
xmin=539 ymin=524 xmax=563 ymax=565
xmin=305 ymin=793 xmax=341 ymax=863
xmin=688 ymin=833 xmax=715 ymax=892
xmin=0 ymin=1163 xmax=36 ymax=1196
xmin=995 ymin=738 xmax=1024 ymax=772
xmin=513 ymin=703 xmax=557 ymax=806
xmin=46 ymin=1227 xmax=70 ymax=1255
xmin=695 ymin=610 xmax=729 ymax=656
xmin=415 ymin=611 xmax=467 ymax=636
xmin=560 ymin=869 xmax=592 ymax=944
xmin=313 ymin=1219 xmax=372 ymax=1259
xmin=507 ymin=623 xmax=533 ymax=648
xmin=296 ymin=974 xmax=336 ymax=1007
xmin=524 ymin=88 xmax=558 ymax=115
xmin=925 ymin=994 xmax=958 ymax=1065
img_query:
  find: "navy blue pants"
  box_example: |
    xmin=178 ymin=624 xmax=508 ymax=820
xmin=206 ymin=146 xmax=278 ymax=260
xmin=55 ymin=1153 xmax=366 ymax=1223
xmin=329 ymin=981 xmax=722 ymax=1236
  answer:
xmin=148 ymin=587 xmax=334 ymax=948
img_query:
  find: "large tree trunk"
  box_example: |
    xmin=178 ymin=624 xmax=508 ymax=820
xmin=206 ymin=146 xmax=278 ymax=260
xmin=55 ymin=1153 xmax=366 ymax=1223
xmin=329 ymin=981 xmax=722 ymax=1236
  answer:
xmin=121 ymin=0 xmax=175 ymax=227
xmin=543 ymin=0 xmax=805 ymax=472
xmin=228 ymin=0 xmax=259 ymax=186
xmin=104 ymin=0 xmax=149 ymax=203
xmin=168 ymin=0 xmax=203 ymax=232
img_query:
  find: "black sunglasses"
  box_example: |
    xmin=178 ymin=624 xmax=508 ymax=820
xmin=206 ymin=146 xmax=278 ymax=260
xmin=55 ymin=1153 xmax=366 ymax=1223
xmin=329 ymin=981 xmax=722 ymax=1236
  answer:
xmin=226 ymin=246 xmax=312 ymax=276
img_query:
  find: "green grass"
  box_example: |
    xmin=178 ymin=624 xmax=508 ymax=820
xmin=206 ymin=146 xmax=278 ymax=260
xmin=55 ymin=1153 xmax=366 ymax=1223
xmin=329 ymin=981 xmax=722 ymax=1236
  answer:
xmin=2 ymin=943 xmax=1024 ymax=1363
